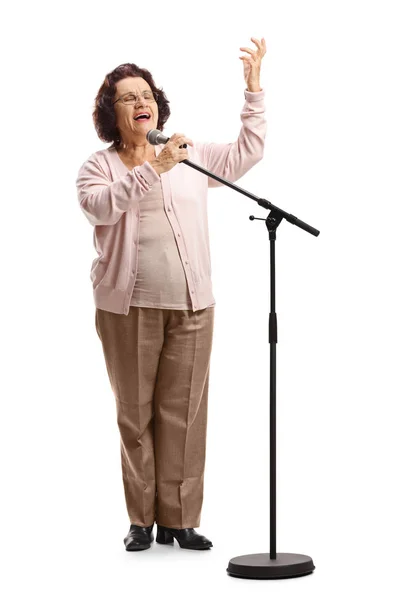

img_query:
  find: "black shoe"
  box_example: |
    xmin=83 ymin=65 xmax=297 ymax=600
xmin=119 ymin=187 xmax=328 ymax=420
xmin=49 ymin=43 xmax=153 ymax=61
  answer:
xmin=156 ymin=525 xmax=213 ymax=550
xmin=124 ymin=524 xmax=154 ymax=551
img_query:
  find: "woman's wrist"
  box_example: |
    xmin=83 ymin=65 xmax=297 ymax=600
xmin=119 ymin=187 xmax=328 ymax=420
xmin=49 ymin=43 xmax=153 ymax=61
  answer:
xmin=148 ymin=158 xmax=164 ymax=175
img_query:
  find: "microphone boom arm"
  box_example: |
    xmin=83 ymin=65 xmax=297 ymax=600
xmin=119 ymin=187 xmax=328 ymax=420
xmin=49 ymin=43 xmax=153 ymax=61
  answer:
xmin=180 ymin=157 xmax=320 ymax=237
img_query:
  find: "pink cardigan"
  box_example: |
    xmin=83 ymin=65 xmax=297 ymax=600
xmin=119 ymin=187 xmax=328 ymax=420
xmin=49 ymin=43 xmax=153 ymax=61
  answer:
xmin=76 ymin=88 xmax=267 ymax=315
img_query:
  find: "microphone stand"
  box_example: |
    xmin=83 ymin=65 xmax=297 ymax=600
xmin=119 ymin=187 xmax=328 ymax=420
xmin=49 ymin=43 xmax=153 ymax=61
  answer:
xmin=180 ymin=155 xmax=319 ymax=579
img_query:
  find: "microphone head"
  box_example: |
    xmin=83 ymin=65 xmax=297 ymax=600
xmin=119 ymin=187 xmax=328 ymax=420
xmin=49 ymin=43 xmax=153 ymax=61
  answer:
xmin=147 ymin=128 xmax=169 ymax=145
xmin=146 ymin=129 xmax=160 ymax=144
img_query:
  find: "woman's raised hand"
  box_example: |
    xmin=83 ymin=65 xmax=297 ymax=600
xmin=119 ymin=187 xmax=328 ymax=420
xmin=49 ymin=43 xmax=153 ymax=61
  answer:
xmin=239 ymin=36 xmax=267 ymax=92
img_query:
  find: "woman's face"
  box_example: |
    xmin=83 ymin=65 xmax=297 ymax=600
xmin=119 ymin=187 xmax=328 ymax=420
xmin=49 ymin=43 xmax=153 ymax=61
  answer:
xmin=113 ymin=76 xmax=159 ymax=146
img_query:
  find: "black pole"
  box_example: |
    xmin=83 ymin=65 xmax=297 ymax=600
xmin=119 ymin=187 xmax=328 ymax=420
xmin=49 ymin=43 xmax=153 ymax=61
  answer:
xmin=269 ymin=220 xmax=278 ymax=560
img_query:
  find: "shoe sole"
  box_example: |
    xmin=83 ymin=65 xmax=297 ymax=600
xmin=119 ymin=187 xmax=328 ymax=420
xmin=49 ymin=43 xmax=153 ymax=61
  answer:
xmin=178 ymin=545 xmax=212 ymax=550
xmin=156 ymin=533 xmax=212 ymax=550
xmin=157 ymin=540 xmax=212 ymax=550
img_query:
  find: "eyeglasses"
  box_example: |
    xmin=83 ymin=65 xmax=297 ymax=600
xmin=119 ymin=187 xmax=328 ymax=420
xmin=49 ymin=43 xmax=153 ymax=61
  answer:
xmin=112 ymin=90 xmax=159 ymax=105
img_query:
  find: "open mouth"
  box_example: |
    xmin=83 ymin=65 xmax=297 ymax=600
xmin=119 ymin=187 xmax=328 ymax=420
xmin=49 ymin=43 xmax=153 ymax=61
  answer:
xmin=134 ymin=113 xmax=151 ymax=121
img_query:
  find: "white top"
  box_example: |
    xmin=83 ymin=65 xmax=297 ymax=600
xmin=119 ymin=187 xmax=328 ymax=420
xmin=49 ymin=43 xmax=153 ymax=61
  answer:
xmin=130 ymin=179 xmax=193 ymax=309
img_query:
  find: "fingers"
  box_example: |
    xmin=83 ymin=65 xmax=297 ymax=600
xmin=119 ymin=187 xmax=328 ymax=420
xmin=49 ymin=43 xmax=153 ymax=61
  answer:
xmin=251 ymin=36 xmax=266 ymax=50
xmin=240 ymin=37 xmax=267 ymax=57
xmin=239 ymin=46 xmax=256 ymax=55
xmin=171 ymin=133 xmax=194 ymax=147
xmin=239 ymin=56 xmax=256 ymax=64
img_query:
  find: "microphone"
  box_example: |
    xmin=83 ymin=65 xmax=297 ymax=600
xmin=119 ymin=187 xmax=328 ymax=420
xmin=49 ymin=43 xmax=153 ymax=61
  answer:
xmin=146 ymin=129 xmax=187 ymax=148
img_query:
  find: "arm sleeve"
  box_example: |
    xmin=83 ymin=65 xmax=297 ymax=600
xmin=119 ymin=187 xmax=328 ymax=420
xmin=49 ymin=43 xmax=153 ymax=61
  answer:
xmin=76 ymin=157 xmax=160 ymax=226
xmin=195 ymin=88 xmax=267 ymax=188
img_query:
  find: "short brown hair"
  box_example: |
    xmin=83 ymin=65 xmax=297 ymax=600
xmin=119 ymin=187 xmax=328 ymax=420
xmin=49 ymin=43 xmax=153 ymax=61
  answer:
xmin=92 ymin=62 xmax=171 ymax=148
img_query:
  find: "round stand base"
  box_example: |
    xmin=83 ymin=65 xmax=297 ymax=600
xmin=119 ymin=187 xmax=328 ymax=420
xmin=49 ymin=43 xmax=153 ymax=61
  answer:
xmin=227 ymin=552 xmax=315 ymax=579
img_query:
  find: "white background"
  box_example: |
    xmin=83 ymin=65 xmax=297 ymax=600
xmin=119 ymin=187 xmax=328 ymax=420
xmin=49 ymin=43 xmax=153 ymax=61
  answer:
xmin=1 ymin=0 xmax=400 ymax=598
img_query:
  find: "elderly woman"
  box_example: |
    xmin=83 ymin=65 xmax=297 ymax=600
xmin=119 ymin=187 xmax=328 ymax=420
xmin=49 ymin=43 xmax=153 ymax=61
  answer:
xmin=76 ymin=37 xmax=267 ymax=552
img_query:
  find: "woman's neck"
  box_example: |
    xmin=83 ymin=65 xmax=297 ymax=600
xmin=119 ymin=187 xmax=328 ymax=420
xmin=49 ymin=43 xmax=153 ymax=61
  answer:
xmin=118 ymin=140 xmax=154 ymax=158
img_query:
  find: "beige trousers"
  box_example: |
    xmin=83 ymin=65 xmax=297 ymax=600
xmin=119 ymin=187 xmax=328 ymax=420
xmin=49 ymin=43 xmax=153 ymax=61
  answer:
xmin=95 ymin=305 xmax=215 ymax=528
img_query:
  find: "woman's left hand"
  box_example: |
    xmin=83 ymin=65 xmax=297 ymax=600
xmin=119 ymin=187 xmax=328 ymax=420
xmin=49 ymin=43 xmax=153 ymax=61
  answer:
xmin=239 ymin=36 xmax=267 ymax=92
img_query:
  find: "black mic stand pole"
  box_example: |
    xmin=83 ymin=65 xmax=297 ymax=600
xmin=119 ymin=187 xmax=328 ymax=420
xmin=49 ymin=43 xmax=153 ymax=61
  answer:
xmin=176 ymin=146 xmax=319 ymax=578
